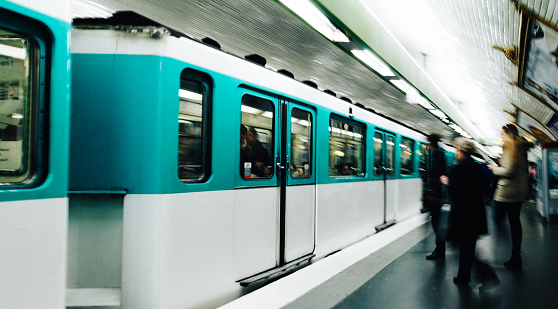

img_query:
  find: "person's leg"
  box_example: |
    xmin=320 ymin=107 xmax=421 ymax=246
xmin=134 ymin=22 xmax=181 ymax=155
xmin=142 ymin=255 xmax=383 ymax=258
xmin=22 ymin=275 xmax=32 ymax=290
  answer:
xmin=505 ymin=202 xmax=523 ymax=268
xmin=427 ymin=208 xmax=445 ymax=259
xmin=454 ymin=237 xmax=476 ymax=284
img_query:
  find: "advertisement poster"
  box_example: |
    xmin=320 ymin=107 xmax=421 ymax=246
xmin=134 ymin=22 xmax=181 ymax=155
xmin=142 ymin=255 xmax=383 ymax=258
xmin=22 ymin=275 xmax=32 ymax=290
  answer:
xmin=548 ymin=150 xmax=558 ymax=214
xmin=523 ymin=21 xmax=558 ymax=111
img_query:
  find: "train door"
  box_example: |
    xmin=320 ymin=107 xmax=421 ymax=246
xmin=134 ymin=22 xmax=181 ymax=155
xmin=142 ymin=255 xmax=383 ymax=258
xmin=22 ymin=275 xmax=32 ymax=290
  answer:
xmin=237 ymin=90 xmax=315 ymax=285
xmin=282 ymin=103 xmax=315 ymax=263
xmin=373 ymin=130 xmax=397 ymax=231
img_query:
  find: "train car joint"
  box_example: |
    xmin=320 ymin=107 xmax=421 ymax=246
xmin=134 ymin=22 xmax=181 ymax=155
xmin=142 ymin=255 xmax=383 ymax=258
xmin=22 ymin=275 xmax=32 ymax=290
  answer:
xmin=237 ymin=254 xmax=315 ymax=287
xmin=375 ymin=219 xmax=396 ymax=232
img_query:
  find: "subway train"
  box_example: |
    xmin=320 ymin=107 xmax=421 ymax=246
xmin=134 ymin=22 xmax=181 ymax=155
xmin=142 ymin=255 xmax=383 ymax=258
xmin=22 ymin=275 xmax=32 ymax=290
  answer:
xmin=0 ymin=0 xmax=70 ymax=308
xmin=0 ymin=3 xmax=457 ymax=308
xmin=68 ymin=15 xmax=457 ymax=308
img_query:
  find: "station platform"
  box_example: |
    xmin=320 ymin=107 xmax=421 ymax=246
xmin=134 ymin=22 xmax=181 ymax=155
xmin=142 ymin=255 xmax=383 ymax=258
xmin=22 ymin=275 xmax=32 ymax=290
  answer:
xmin=220 ymin=203 xmax=558 ymax=309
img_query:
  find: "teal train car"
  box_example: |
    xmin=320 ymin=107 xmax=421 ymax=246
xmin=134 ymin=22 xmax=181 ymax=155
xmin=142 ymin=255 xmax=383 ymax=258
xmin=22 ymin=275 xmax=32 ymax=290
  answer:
xmin=0 ymin=0 xmax=70 ymax=308
xmin=67 ymin=13 xmax=437 ymax=309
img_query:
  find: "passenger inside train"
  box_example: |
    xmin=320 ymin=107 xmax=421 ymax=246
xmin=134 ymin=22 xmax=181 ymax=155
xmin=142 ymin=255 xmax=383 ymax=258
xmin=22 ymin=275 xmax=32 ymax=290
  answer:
xmin=240 ymin=124 xmax=272 ymax=178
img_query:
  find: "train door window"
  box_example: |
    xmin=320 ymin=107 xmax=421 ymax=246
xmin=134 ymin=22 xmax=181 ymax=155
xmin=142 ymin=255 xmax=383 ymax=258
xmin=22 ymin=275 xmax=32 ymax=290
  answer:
xmin=373 ymin=132 xmax=383 ymax=176
xmin=328 ymin=116 xmax=365 ymax=177
xmin=400 ymin=137 xmax=415 ymax=175
xmin=419 ymin=142 xmax=428 ymax=179
xmin=178 ymin=69 xmax=212 ymax=181
xmin=240 ymin=95 xmax=274 ymax=179
xmin=290 ymin=108 xmax=312 ymax=178
xmin=0 ymin=28 xmax=36 ymax=184
xmin=386 ymin=135 xmax=395 ymax=176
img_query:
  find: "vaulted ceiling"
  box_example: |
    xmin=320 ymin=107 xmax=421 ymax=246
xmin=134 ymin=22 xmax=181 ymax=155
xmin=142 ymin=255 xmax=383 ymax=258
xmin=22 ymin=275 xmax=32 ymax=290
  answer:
xmin=72 ymin=0 xmax=558 ymax=157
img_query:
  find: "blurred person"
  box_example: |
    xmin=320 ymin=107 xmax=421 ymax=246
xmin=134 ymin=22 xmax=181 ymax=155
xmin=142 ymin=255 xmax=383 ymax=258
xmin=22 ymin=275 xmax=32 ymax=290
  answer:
xmin=528 ymin=161 xmax=537 ymax=202
xmin=424 ymin=133 xmax=448 ymax=260
xmin=488 ymin=123 xmax=532 ymax=269
xmin=442 ymin=138 xmax=498 ymax=290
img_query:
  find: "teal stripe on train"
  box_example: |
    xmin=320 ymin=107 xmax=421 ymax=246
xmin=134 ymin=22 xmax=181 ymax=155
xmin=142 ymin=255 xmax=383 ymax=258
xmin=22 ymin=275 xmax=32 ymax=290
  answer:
xmin=70 ymin=53 xmax=420 ymax=195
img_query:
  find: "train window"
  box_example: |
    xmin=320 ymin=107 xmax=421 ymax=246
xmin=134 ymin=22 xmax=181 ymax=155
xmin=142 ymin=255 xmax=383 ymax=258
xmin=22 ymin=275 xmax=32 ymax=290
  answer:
xmin=400 ymin=137 xmax=415 ymax=175
xmin=290 ymin=108 xmax=312 ymax=178
xmin=178 ymin=69 xmax=212 ymax=181
xmin=0 ymin=29 xmax=35 ymax=184
xmin=374 ymin=132 xmax=383 ymax=176
xmin=419 ymin=143 xmax=428 ymax=179
xmin=386 ymin=136 xmax=395 ymax=175
xmin=328 ymin=117 xmax=365 ymax=177
xmin=240 ymin=95 xmax=274 ymax=179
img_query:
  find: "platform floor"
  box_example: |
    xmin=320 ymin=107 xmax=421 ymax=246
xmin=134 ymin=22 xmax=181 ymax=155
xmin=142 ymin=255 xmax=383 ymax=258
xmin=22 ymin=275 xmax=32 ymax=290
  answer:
xmin=220 ymin=203 xmax=558 ymax=309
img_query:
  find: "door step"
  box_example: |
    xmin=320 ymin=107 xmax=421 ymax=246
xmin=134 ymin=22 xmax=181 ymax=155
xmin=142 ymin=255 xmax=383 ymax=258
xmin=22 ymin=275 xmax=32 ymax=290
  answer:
xmin=375 ymin=219 xmax=396 ymax=232
xmin=237 ymin=253 xmax=314 ymax=287
xmin=66 ymin=288 xmax=121 ymax=308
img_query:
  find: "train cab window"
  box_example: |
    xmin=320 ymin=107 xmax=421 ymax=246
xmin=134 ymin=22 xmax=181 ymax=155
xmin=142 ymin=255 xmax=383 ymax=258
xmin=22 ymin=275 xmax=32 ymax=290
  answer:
xmin=400 ymin=137 xmax=415 ymax=175
xmin=240 ymin=95 xmax=274 ymax=179
xmin=178 ymin=69 xmax=212 ymax=181
xmin=0 ymin=29 xmax=36 ymax=184
xmin=373 ymin=132 xmax=383 ymax=176
xmin=290 ymin=108 xmax=312 ymax=178
xmin=328 ymin=117 xmax=364 ymax=177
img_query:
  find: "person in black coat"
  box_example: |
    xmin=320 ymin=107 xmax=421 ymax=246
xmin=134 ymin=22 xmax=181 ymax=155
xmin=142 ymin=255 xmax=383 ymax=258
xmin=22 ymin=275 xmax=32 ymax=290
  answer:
xmin=424 ymin=133 xmax=448 ymax=259
xmin=442 ymin=137 xmax=499 ymax=290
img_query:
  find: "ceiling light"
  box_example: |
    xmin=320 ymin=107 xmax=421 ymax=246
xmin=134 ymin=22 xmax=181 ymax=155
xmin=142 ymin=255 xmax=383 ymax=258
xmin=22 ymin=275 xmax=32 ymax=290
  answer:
xmin=241 ymin=105 xmax=263 ymax=115
xmin=389 ymin=79 xmax=417 ymax=94
xmin=178 ymin=89 xmax=203 ymax=102
xmin=418 ymin=98 xmax=435 ymax=110
xmin=280 ymin=0 xmax=350 ymax=42
xmin=428 ymin=109 xmax=446 ymax=118
xmin=351 ymin=49 xmax=395 ymax=77
xmin=0 ymin=44 xmax=26 ymax=60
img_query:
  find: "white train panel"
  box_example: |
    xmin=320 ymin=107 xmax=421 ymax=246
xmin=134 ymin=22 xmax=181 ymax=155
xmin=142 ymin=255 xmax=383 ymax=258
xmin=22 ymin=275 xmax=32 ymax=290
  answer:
xmin=315 ymin=181 xmax=380 ymax=258
xmin=122 ymin=189 xmax=281 ymax=309
xmin=0 ymin=198 xmax=67 ymax=309
xmin=396 ymin=178 xmax=423 ymax=221
xmin=285 ymin=184 xmax=316 ymax=262
xmin=233 ymin=187 xmax=279 ymax=278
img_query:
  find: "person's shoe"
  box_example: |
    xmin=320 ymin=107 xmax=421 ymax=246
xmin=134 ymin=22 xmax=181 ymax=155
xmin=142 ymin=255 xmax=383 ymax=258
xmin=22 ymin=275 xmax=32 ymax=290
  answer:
xmin=479 ymin=279 xmax=500 ymax=292
xmin=426 ymin=250 xmax=445 ymax=260
xmin=453 ymin=276 xmax=469 ymax=286
xmin=504 ymin=256 xmax=522 ymax=269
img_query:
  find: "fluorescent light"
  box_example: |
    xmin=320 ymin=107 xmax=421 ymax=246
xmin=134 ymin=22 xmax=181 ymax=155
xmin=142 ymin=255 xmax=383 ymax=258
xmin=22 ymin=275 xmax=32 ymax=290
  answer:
xmin=389 ymin=79 xmax=416 ymax=94
xmin=418 ymin=98 xmax=435 ymax=110
xmin=405 ymin=88 xmax=421 ymax=105
xmin=178 ymin=89 xmax=202 ymax=102
xmin=351 ymin=49 xmax=395 ymax=77
xmin=241 ymin=105 xmax=262 ymax=115
xmin=428 ymin=109 xmax=446 ymax=118
xmin=0 ymin=43 xmax=26 ymax=60
xmin=295 ymin=119 xmax=310 ymax=126
xmin=280 ymin=0 xmax=349 ymax=42
xmin=449 ymin=123 xmax=471 ymax=138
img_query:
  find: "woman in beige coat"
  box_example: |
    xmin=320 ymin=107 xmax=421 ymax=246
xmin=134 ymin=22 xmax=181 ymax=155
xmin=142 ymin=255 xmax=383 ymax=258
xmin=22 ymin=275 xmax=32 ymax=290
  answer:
xmin=489 ymin=123 xmax=531 ymax=269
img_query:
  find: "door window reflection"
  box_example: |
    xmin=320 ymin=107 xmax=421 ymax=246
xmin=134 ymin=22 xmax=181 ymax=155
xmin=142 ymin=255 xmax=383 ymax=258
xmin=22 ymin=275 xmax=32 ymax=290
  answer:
xmin=290 ymin=108 xmax=312 ymax=178
xmin=240 ymin=95 xmax=274 ymax=179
